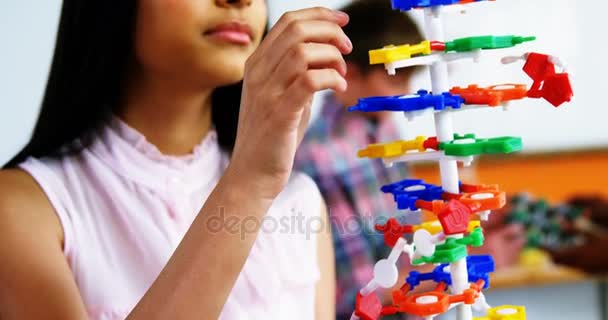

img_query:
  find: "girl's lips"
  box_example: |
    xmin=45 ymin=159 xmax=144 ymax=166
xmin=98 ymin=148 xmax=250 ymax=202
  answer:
xmin=205 ymin=22 xmax=253 ymax=45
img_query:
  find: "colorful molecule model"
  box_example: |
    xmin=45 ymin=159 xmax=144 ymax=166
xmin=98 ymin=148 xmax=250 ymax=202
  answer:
xmin=348 ymin=1 xmax=573 ymax=319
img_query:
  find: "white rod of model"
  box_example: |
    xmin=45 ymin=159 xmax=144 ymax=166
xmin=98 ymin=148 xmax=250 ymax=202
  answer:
xmin=422 ymin=6 xmax=473 ymax=320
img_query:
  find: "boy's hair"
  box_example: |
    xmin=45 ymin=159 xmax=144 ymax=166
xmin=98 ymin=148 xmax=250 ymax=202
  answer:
xmin=340 ymin=0 xmax=424 ymax=74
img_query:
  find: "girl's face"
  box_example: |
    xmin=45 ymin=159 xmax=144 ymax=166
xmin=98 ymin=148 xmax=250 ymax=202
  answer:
xmin=134 ymin=0 xmax=267 ymax=88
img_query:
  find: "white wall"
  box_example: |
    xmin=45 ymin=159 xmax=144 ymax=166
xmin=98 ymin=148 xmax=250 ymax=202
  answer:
xmin=0 ymin=0 xmax=606 ymax=165
xmin=399 ymin=0 xmax=608 ymax=153
xmin=0 ymin=1 xmax=62 ymax=164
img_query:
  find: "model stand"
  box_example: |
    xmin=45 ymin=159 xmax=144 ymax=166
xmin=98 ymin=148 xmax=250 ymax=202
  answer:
xmin=349 ymin=1 xmax=573 ymax=320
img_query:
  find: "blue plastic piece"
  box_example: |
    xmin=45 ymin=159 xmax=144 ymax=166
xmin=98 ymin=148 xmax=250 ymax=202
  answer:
xmin=406 ymin=255 xmax=495 ymax=290
xmin=381 ymin=179 xmax=444 ymax=211
xmin=348 ymin=90 xmax=464 ymax=114
xmin=392 ymin=0 xmax=459 ymax=11
xmin=407 ymin=264 xmax=452 ymax=289
xmin=392 ymin=0 xmax=488 ymax=11
xmin=466 ymin=255 xmax=495 ymax=289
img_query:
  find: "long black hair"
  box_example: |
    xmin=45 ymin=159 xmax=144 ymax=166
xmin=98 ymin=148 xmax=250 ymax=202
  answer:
xmin=4 ymin=1 xmax=241 ymax=168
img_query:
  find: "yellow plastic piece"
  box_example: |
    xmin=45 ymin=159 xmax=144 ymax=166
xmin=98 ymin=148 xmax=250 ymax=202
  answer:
xmin=404 ymin=136 xmax=427 ymax=152
xmin=474 ymin=306 xmax=526 ymax=320
xmin=369 ymin=40 xmax=431 ymax=65
xmin=357 ymin=136 xmax=427 ymax=159
xmin=414 ymin=220 xmax=481 ymax=235
xmin=519 ymin=248 xmax=551 ymax=269
xmin=357 ymin=141 xmax=405 ymax=158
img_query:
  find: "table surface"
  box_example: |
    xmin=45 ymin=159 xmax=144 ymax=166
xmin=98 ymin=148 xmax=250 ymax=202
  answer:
xmin=490 ymin=264 xmax=590 ymax=290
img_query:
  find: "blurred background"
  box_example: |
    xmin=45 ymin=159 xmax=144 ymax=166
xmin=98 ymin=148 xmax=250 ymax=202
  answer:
xmin=1 ymin=0 xmax=606 ymax=319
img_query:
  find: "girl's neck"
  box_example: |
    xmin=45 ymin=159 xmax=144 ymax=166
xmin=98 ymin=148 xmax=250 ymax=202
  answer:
xmin=119 ymin=70 xmax=214 ymax=156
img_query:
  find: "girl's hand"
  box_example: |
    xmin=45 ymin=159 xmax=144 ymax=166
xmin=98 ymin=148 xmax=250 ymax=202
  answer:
xmin=226 ymin=7 xmax=352 ymax=200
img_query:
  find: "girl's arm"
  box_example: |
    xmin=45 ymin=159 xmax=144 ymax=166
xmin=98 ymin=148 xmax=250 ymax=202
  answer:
xmin=0 ymin=7 xmax=351 ymax=320
xmin=0 ymin=170 xmax=89 ymax=319
xmin=316 ymin=201 xmax=336 ymax=320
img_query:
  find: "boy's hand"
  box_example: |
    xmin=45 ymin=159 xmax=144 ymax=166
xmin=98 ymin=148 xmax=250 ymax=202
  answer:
xmin=549 ymin=231 xmax=608 ymax=275
xmin=227 ymin=7 xmax=352 ymax=200
xmin=568 ymin=196 xmax=608 ymax=228
xmin=470 ymin=224 xmax=526 ymax=270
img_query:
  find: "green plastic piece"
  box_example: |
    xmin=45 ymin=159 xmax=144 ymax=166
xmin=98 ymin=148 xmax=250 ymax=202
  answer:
xmin=413 ymin=240 xmax=468 ymax=265
xmin=541 ymin=220 xmax=562 ymax=235
xmin=444 ymin=35 xmax=537 ymax=53
xmin=440 ymin=134 xmax=523 ymax=157
xmin=526 ymin=227 xmax=543 ymax=248
xmin=506 ymin=210 xmax=531 ymax=225
xmin=530 ymin=200 xmax=549 ymax=214
xmin=565 ymin=207 xmax=585 ymax=221
xmin=457 ymin=227 xmax=485 ymax=247
xmin=413 ymin=228 xmax=485 ymax=265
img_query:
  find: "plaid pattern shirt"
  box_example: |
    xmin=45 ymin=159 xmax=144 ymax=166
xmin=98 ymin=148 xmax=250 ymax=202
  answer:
xmin=295 ymin=95 xmax=410 ymax=319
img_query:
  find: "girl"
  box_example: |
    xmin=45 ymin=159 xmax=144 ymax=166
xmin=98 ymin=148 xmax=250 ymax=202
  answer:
xmin=0 ymin=1 xmax=352 ymax=319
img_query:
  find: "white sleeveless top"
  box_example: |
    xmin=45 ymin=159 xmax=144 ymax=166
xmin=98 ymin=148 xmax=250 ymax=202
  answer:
xmin=19 ymin=118 xmax=322 ymax=320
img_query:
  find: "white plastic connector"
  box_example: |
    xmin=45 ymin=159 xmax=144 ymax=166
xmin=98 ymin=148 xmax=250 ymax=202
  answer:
xmin=373 ymin=259 xmax=399 ymax=289
xmin=413 ymin=229 xmax=446 ymax=258
xmin=360 ymin=238 xmax=413 ymax=296
xmin=472 ymin=292 xmax=492 ymax=313
xmin=500 ymin=53 xmax=529 ymax=65
xmin=479 ymin=210 xmax=492 ymax=221
xmin=502 ymin=52 xmax=568 ymax=73
xmin=384 ymin=50 xmax=482 ymax=76
xmin=382 ymin=151 xmax=475 ymax=168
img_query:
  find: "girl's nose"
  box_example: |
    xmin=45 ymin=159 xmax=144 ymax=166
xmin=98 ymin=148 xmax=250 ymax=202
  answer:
xmin=215 ymin=0 xmax=252 ymax=8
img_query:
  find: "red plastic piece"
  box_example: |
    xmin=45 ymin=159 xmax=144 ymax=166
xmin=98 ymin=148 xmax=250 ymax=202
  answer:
xmin=415 ymin=199 xmax=447 ymax=215
xmin=375 ymin=218 xmax=415 ymax=247
xmin=423 ymin=137 xmax=439 ymax=150
xmin=438 ymin=200 xmax=472 ymax=235
xmin=523 ymin=53 xmax=555 ymax=85
xmin=431 ymin=41 xmax=446 ymax=51
xmin=450 ymin=84 xmax=529 ymax=106
xmin=541 ymin=73 xmax=573 ymax=107
xmin=355 ymin=293 xmax=383 ymax=320
xmin=523 ymin=52 xmax=573 ymax=107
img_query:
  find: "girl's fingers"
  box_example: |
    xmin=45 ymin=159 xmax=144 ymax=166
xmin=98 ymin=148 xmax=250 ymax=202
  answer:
xmin=257 ymin=7 xmax=349 ymax=56
xmin=254 ymin=20 xmax=351 ymax=80
xmin=271 ymin=43 xmax=347 ymax=90
xmin=282 ymin=69 xmax=347 ymax=113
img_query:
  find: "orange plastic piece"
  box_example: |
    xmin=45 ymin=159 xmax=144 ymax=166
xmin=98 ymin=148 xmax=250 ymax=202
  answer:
xmin=460 ymin=183 xmax=499 ymax=193
xmin=443 ymin=183 xmax=506 ymax=212
xmin=454 ymin=191 xmax=507 ymax=212
xmin=390 ymin=280 xmax=485 ymax=317
xmin=450 ymin=84 xmax=528 ymax=107
xmin=415 ymin=198 xmax=482 ymax=216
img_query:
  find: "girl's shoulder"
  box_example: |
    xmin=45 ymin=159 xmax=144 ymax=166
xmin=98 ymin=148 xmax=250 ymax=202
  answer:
xmin=0 ymin=168 xmax=64 ymax=248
